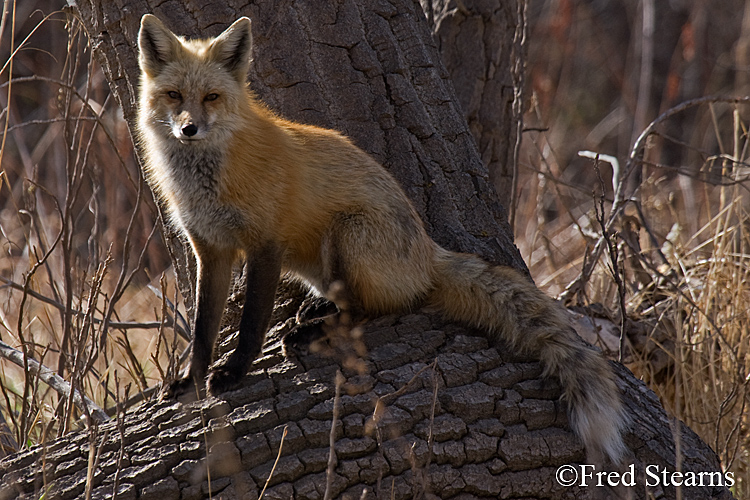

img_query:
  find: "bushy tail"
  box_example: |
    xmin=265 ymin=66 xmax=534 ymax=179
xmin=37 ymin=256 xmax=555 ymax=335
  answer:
xmin=427 ymin=249 xmax=628 ymax=464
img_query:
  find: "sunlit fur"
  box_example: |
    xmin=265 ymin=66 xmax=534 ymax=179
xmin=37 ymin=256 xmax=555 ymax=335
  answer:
xmin=137 ymin=14 xmax=627 ymax=464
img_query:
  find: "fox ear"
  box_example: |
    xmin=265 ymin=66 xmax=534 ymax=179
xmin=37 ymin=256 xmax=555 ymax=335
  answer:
xmin=138 ymin=14 xmax=182 ymax=77
xmin=209 ymin=17 xmax=253 ymax=82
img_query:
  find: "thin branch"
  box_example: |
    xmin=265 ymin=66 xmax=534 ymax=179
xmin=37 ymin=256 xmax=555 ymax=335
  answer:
xmin=560 ymin=95 xmax=750 ymax=304
xmin=259 ymin=425 xmax=288 ymax=500
xmin=0 ymin=274 xmax=187 ymax=335
xmin=0 ymin=75 xmax=146 ymax=196
xmin=593 ymin=159 xmax=627 ymax=362
xmin=324 ymin=371 xmax=344 ymax=500
xmin=103 ymin=385 xmax=159 ymax=417
xmin=0 ymin=339 xmax=108 ymax=422
xmin=625 ymin=96 xmax=750 ymax=187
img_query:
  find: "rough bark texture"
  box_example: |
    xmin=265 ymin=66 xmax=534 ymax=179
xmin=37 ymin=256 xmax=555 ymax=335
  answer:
xmin=421 ymin=0 xmax=526 ymax=218
xmin=0 ymin=1 xmax=732 ymax=499
xmin=0 ymin=311 xmax=734 ymax=500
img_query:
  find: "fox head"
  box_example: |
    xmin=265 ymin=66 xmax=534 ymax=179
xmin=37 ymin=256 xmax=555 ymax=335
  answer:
xmin=137 ymin=14 xmax=253 ymax=143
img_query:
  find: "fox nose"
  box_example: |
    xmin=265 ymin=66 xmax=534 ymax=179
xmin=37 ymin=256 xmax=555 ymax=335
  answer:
xmin=182 ymin=124 xmax=198 ymax=137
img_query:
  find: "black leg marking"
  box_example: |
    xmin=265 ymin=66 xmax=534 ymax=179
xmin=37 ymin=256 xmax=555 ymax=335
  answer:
xmin=207 ymin=243 xmax=282 ymax=395
xmin=283 ymin=316 xmax=330 ymax=357
xmin=297 ymin=296 xmax=340 ymax=323
xmin=166 ymin=243 xmax=233 ymax=400
xmin=162 ymin=375 xmax=204 ymax=404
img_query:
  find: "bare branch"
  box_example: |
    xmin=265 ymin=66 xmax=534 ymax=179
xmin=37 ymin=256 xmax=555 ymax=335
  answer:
xmin=0 ymin=339 xmax=108 ymax=423
xmin=0 ymin=274 xmax=187 ymax=335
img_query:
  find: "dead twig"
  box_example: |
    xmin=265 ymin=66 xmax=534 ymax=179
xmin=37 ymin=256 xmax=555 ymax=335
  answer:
xmin=0 ymin=274 xmax=187 ymax=335
xmin=0 ymin=339 xmax=108 ymax=422
xmin=592 ymin=158 xmax=628 ymax=362
xmin=371 ymin=359 xmax=439 ymax=499
xmin=259 ymin=425 xmax=288 ymax=499
xmin=560 ymin=95 xmax=750 ymax=304
xmin=324 ymin=371 xmax=344 ymax=500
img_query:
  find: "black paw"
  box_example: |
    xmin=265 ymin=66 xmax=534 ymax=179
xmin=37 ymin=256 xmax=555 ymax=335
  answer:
xmin=283 ymin=317 xmax=328 ymax=357
xmin=162 ymin=376 xmax=204 ymax=403
xmin=297 ymin=296 xmax=339 ymax=323
xmin=206 ymin=366 xmax=244 ymax=396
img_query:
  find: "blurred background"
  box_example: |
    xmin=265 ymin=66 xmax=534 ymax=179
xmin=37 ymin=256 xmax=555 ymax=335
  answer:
xmin=522 ymin=0 xmax=750 ymax=287
xmin=1 ymin=0 xmax=749 ymax=492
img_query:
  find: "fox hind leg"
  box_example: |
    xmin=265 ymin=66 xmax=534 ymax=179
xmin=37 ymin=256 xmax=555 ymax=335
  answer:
xmin=283 ymin=209 xmax=428 ymax=357
xmin=296 ymin=295 xmax=341 ymax=324
xmin=282 ymin=216 xmax=369 ymax=357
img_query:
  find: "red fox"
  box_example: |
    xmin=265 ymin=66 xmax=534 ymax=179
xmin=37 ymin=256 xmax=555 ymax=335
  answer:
xmin=137 ymin=14 xmax=627 ymax=464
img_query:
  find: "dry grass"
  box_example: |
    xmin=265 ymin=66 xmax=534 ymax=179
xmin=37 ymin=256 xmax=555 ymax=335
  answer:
xmin=518 ymin=3 xmax=750 ymax=494
xmin=0 ymin=3 xmax=180 ymax=453
xmin=519 ymin=99 xmax=750 ymax=494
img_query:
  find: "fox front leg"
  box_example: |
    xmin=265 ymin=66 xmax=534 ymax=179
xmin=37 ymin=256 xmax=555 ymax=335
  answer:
xmin=206 ymin=243 xmax=282 ymax=395
xmin=167 ymin=241 xmax=234 ymax=400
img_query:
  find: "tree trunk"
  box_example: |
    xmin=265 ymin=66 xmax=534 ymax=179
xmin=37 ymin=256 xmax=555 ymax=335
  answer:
xmin=421 ymin=0 xmax=527 ymax=226
xmin=0 ymin=2 xmax=730 ymax=500
xmin=73 ymin=0 xmax=528 ymax=318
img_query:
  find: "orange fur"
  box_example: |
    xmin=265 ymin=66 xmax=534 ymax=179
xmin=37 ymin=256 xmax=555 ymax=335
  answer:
xmin=137 ymin=14 xmax=627 ymax=463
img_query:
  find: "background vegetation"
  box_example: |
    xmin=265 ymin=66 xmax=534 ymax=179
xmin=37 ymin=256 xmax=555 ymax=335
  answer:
xmin=1 ymin=0 xmax=749 ymax=494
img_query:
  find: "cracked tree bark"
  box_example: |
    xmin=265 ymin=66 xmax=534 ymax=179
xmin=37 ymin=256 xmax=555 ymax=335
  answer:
xmin=421 ymin=0 xmax=526 ymax=223
xmin=0 ymin=1 xmax=733 ymax=500
xmin=0 ymin=313 xmax=735 ymax=500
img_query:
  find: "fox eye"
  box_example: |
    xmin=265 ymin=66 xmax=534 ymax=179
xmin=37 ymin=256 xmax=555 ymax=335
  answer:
xmin=167 ymin=91 xmax=182 ymax=100
xmin=204 ymin=93 xmax=220 ymax=102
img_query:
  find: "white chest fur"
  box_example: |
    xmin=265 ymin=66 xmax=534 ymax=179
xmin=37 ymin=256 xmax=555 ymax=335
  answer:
xmin=159 ymin=145 xmax=244 ymax=248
